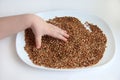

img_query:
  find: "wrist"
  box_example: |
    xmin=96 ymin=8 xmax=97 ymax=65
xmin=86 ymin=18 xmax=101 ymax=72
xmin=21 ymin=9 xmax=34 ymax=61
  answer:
xmin=27 ymin=14 xmax=40 ymax=28
xmin=22 ymin=14 xmax=38 ymax=29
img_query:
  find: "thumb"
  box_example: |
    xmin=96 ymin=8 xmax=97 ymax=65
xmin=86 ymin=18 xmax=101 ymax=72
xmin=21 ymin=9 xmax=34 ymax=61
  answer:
xmin=35 ymin=36 xmax=42 ymax=49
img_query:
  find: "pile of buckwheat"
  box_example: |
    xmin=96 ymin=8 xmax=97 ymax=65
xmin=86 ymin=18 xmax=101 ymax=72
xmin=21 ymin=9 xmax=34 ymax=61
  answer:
xmin=24 ymin=16 xmax=107 ymax=69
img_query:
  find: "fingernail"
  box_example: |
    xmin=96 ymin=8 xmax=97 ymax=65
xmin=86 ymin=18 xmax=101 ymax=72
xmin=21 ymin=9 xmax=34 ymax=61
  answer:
xmin=64 ymin=38 xmax=67 ymax=42
xmin=36 ymin=46 xmax=40 ymax=49
xmin=67 ymin=34 xmax=69 ymax=37
xmin=64 ymin=30 xmax=67 ymax=33
xmin=65 ymin=34 xmax=69 ymax=38
xmin=65 ymin=40 xmax=68 ymax=42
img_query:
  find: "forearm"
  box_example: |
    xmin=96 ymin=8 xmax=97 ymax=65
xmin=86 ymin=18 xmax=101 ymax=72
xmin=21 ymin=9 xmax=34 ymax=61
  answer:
xmin=0 ymin=14 xmax=33 ymax=39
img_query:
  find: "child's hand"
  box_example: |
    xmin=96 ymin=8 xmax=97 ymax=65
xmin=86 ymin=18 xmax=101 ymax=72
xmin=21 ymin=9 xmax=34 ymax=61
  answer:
xmin=0 ymin=14 xmax=69 ymax=48
xmin=29 ymin=14 xmax=69 ymax=49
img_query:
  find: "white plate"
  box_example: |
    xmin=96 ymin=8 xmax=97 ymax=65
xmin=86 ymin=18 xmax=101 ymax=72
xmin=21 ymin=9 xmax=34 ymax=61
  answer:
xmin=16 ymin=10 xmax=115 ymax=71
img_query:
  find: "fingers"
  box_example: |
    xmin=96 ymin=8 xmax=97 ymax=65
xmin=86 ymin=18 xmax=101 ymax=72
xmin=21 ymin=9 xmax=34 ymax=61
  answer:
xmin=47 ymin=24 xmax=69 ymax=42
xmin=57 ymin=34 xmax=68 ymax=42
xmin=35 ymin=36 xmax=42 ymax=49
xmin=59 ymin=30 xmax=69 ymax=38
xmin=34 ymin=23 xmax=69 ymax=49
xmin=49 ymin=32 xmax=68 ymax=42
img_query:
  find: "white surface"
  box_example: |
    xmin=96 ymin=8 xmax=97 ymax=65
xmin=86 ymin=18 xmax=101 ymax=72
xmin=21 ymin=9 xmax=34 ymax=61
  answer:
xmin=0 ymin=0 xmax=120 ymax=80
xmin=16 ymin=11 xmax=115 ymax=71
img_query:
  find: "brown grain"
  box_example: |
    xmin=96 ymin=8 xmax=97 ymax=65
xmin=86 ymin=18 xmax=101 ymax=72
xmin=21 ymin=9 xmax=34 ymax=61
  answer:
xmin=24 ymin=16 xmax=107 ymax=69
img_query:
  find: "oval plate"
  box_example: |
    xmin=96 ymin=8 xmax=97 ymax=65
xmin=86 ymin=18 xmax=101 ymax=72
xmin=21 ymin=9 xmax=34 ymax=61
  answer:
xmin=16 ymin=10 xmax=115 ymax=71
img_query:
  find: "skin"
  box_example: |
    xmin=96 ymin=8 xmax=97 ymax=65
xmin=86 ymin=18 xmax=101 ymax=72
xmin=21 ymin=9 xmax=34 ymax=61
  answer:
xmin=0 ymin=14 xmax=69 ymax=48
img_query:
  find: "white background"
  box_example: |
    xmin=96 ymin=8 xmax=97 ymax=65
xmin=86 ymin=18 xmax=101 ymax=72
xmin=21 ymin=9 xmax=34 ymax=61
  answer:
xmin=0 ymin=0 xmax=120 ymax=80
